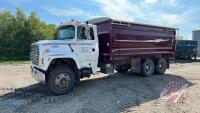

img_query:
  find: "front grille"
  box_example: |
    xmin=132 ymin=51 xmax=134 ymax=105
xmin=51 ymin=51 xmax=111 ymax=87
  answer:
xmin=30 ymin=44 xmax=39 ymax=65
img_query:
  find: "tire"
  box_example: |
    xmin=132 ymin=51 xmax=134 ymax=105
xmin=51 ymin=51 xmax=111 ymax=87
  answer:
xmin=194 ymin=56 xmax=197 ymax=61
xmin=184 ymin=53 xmax=189 ymax=60
xmin=141 ymin=59 xmax=154 ymax=77
xmin=188 ymin=53 xmax=193 ymax=60
xmin=47 ymin=66 xmax=75 ymax=95
xmin=154 ymin=58 xmax=167 ymax=74
xmin=115 ymin=65 xmax=129 ymax=73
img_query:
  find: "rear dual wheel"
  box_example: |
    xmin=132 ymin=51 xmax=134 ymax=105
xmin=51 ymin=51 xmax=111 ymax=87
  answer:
xmin=141 ymin=59 xmax=154 ymax=77
xmin=154 ymin=58 xmax=167 ymax=74
xmin=141 ymin=58 xmax=167 ymax=76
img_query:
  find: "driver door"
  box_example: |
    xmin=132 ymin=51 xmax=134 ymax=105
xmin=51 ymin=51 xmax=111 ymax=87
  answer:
xmin=77 ymin=25 xmax=99 ymax=68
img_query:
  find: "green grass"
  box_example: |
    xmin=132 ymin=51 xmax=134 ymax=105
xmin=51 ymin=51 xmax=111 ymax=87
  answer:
xmin=0 ymin=56 xmax=30 ymax=63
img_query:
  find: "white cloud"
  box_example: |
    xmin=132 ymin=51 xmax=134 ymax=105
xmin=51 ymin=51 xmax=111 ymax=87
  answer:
xmin=142 ymin=0 xmax=178 ymax=7
xmin=41 ymin=5 xmax=97 ymax=18
xmin=93 ymin=0 xmax=200 ymax=39
xmin=157 ymin=13 xmax=183 ymax=25
xmin=41 ymin=0 xmax=199 ymax=39
xmin=144 ymin=0 xmax=158 ymax=4
xmin=93 ymin=0 xmax=199 ymax=27
xmin=157 ymin=8 xmax=200 ymax=26
xmin=7 ymin=0 xmax=30 ymax=6
xmin=160 ymin=0 xmax=178 ymax=7
xmin=42 ymin=0 xmax=190 ymax=27
xmin=169 ymin=0 xmax=177 ymax=5
xmin=94 ymin=0 xmax=141 ymax=21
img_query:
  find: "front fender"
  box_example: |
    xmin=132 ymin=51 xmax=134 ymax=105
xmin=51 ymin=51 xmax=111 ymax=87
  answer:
xmin=40 ymin=54 xmax=81 ymax=71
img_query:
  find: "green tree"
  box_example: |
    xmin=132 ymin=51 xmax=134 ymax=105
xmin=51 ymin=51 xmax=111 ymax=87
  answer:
xmin=0 ymin=8 xmax=57 ymax=60
xmin=0 ymin=11 xmax=15 ymax=56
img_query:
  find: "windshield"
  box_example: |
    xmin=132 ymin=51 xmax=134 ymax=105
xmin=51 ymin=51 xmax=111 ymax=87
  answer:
xmin=58 ymin=25 xmax=75 ymax=40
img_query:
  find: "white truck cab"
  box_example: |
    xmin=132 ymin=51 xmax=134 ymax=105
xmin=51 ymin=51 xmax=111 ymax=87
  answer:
xmin=30 ymin=21 xmax=99 ymax=94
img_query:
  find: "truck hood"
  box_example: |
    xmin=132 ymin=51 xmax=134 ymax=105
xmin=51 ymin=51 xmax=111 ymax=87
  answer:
xmin=33 ymin=40 xmax=75 ymax=56
xmin=34 ymin=40 xmax=71 ymax=45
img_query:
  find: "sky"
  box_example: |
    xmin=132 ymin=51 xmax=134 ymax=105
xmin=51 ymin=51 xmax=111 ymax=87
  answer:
xmin=0 ymin=0 xmax=200 ymax=39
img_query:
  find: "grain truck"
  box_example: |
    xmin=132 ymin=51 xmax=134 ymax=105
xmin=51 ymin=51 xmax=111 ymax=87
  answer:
xmin=30 ymin=17 xmax=176 ymax=95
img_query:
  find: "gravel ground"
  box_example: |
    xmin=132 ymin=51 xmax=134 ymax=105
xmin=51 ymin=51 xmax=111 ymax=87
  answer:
xmin=0 ymin=60 xmax=200 ymax=113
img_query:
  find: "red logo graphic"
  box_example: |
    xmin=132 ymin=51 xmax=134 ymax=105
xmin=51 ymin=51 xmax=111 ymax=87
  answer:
xmin=160 ymin=82 xmax=188 ymax=106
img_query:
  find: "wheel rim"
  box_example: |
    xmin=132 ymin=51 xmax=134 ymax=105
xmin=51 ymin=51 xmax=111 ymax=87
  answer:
xmin=189 ymin=54 xmax=193 ymax=59
xmin=159 ymin=62 xmax=164 ymax=71
xmin=145 ymin=63 xmax=151 ymax=73
xmin=55 ymin=73 xmax=71 ymax=91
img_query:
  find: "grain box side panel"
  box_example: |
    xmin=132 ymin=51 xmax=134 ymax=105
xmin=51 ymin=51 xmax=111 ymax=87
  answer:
xmin=111 ymin=24 xmax=176 ymax=58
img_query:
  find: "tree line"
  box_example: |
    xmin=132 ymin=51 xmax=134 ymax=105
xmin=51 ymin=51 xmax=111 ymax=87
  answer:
xmin=0 ymin=8 xmax=57 ymax=60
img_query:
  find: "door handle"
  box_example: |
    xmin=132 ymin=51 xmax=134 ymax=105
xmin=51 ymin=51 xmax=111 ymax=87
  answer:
xmin=92 ymin=48 xmax=95 ymax=51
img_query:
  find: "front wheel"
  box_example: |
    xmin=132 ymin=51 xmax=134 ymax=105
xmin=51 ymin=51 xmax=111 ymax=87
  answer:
xmin=47 ymin=66 xmax=75 ymax=95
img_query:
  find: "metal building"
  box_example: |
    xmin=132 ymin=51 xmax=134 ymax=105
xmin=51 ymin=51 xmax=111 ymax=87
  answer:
xmin=193 ymin=29 xmax=200 ymax=56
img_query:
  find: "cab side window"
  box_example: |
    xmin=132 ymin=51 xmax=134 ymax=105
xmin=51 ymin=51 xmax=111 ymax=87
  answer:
xmin=77 ymin=26 xmax=94 ymax=40
xmin=77 ymin=26 xmax=86 ymax=40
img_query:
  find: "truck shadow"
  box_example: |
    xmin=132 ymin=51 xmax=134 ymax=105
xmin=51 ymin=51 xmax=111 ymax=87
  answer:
xmin=0 ymin=72 xmax=194 ymax=113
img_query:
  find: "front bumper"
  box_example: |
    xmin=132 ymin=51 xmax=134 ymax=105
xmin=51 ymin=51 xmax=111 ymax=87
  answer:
xmin=31 ymin=67 xmax=46 ymax=83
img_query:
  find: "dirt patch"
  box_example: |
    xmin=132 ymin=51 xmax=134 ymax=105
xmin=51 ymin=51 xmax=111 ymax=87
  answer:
xmin=0 ymin=60 xmax=200 ymax=113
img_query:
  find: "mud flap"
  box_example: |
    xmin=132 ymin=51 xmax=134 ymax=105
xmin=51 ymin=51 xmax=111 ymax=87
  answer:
xmin=101 ymin=64 xmax=114 ymax=74
xmin=131 ymin=58 xmax=141 ymax=73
